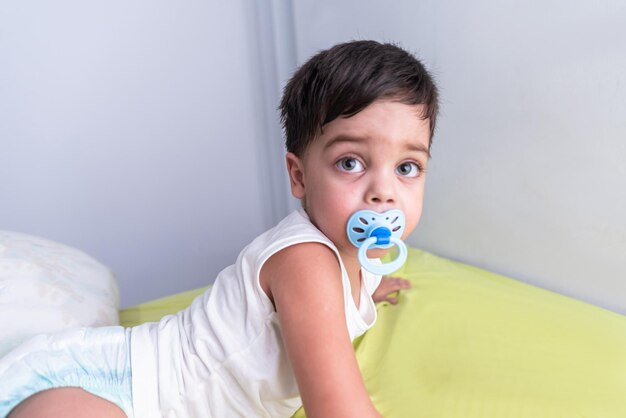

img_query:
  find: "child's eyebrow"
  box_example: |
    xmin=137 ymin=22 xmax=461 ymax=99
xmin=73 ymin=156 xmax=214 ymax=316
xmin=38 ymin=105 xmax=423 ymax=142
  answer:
xmin=324 ymin=133 xmax=431 ymax=158
xmin=407 ymin=142 xmax=431 ymax=158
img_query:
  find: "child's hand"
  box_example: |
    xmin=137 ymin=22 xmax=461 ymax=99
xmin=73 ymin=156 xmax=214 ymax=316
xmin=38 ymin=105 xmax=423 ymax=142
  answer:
xmin=372 ymin=277 xmax=411 ymax=305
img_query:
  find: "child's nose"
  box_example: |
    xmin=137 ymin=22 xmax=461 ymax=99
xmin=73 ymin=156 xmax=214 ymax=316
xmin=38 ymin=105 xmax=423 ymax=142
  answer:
xmin=365 ymin=180 xmax=396 ymax=206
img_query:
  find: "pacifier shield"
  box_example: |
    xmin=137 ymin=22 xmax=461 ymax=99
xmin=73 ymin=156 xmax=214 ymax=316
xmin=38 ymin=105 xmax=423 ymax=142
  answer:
xmin=346 ymin=209 xmax=408 ymax=276
xmin=347 ymin=209 xmax=405 ymax=249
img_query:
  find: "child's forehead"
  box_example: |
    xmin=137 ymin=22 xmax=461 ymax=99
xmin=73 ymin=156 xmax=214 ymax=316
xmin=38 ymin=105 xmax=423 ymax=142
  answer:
xmin=318 ymin=131 xmax=431 ymax=158
xmin=315 ymin=101 xmax=430 ymax=150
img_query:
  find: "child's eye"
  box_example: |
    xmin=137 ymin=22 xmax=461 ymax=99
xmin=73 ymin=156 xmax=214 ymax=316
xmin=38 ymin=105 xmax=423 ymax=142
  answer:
xmin=336 ymin=157 xmax=365 ymax=173
xmin=396 ymin=162 xmax=421 ymax=177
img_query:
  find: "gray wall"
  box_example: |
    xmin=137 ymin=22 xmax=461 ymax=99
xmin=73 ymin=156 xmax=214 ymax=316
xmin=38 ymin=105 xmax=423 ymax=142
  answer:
xmin=2 ymin=1 xmax=625 ymax=313
xmin=0 ymin=1 xmax=293 ymax=307
xmin=292 ymin=0 xmax=626 ymax=313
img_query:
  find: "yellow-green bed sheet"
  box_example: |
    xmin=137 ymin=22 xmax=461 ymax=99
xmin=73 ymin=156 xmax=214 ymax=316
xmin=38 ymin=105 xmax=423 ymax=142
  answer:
xmin=120 ymin=248 xmax=626 ymax=417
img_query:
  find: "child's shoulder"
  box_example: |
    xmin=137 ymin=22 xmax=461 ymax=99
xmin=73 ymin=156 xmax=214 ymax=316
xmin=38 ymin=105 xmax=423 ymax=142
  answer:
xmin=256 ymin=209 xmax=341 ymax=302
xmin=248 ymin=208 xmax=342 ymax=307
xmin=260 ymin=238 xmax=343 ymax=307
xmin=266 ymin=240 xmax=339 ymax=273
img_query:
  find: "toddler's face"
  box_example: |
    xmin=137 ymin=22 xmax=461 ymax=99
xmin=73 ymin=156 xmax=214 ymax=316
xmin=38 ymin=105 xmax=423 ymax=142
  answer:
xmin=287 ymin=99 xmax=431 ymax=260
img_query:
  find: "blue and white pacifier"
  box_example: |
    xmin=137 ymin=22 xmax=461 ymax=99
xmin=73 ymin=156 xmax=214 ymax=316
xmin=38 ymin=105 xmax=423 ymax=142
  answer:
xmin=346 ymin=209 xmax=408 ymax=276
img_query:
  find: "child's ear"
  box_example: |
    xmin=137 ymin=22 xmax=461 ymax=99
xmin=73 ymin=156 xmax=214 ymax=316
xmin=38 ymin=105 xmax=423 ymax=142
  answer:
xmin=285 ymin=152 xmax=305 ymax=199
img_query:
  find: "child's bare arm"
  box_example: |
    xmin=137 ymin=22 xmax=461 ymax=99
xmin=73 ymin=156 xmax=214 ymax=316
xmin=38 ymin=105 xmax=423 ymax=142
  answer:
xmin=261 ymin=242 xmax=382 ymax=418
xmin=372 ymin=276 xmax=411 ymax=304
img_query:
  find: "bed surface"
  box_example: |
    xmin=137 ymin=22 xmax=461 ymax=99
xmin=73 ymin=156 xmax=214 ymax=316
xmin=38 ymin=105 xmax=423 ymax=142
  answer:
xmin=120 ymin=247 xmax=626 ymax=417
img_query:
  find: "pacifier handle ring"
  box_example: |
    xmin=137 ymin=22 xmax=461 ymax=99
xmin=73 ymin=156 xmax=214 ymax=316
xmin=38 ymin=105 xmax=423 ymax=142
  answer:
xmin=357 ymin=236 xmax=408 ymax=276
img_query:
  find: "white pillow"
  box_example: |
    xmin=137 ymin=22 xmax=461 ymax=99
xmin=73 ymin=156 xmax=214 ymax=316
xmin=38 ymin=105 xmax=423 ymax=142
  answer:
xmin=0 ymin=231 xmax=120 ymax=358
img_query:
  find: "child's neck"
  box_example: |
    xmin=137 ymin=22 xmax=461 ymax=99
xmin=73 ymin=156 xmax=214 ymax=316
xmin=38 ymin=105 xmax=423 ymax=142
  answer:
xmin=339 ymin=250 xmax=360 ymax=279
xmin=339 ymin=250 xmax=363 ymax=306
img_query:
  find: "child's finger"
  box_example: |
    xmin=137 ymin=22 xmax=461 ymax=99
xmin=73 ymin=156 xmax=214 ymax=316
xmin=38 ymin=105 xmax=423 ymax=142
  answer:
xmin=381 ymin=278 xmax=411 ymax=291
xmin=384 ymin=277 xmax=411 ymax=286
xmin=395 ymin=278 xmax=411 ymax=288
xmin=373 ymin=277 xmax=412 ymax=304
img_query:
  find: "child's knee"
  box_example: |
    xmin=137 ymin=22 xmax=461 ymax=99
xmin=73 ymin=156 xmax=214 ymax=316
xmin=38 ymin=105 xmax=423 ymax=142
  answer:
xmin=8 ymin=387 xmax=127 ymax=418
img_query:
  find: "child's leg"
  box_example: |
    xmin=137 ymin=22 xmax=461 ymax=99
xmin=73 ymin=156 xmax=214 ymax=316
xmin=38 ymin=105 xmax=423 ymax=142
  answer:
xmin=8 ymin=388 xmax=127 ymax=418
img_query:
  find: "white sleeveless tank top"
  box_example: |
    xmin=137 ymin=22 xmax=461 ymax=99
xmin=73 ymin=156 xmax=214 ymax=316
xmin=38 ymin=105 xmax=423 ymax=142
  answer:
xmin=129 ymin=208 xmax=382 ymax=417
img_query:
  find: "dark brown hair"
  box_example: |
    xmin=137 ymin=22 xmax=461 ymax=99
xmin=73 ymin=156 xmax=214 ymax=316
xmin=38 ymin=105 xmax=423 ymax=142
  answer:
xmin=279 ymin=40 xmax=439 ymax=157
